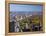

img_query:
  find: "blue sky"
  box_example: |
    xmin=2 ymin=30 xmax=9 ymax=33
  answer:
xmin=10 ymin=4 xmax=43 ymax=12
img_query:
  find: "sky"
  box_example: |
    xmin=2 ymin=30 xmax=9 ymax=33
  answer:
xmin=10 ymin=4 xmax=43 ymax=12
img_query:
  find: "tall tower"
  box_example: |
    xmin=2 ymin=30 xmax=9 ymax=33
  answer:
xmin=14 ymin=15 xmax=20 ymax=32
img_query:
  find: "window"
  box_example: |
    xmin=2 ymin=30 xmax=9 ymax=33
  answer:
xmin=5 ymin=1 xmax=45 ymax=35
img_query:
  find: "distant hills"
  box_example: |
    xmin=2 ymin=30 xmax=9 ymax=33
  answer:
xmin=10 ymin=11 xmax=42 ymax=17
